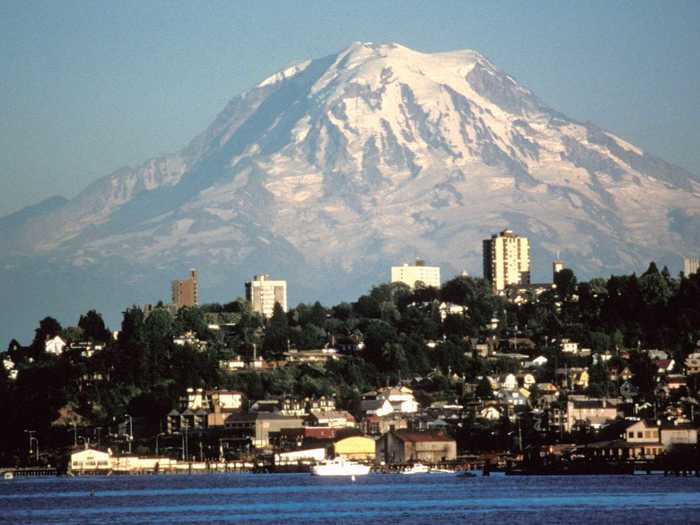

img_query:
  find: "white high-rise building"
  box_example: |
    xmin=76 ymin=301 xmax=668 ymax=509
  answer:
xmin=245 ymin=275 xmax=287 ymax=317
xmin=553 ymin=260 xmax=565 ymax=281
xmin=684 ymin=257 xmax=700 ymax=276
xmin=483 ymin=229 xmax=530 ymax=292
xmin=391 ymin=260 xmax=441 ymax=289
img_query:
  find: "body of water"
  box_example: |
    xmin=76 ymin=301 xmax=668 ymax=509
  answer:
xmin=2 ymin=472 xmax=699 ymax=524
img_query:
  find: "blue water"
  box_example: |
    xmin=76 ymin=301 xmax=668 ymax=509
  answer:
xmin=2 ymin=473 xmax=700 ymax=524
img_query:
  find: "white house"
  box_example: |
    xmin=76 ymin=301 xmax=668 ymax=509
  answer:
xmin=480 ymin=406 xmax=501 ymax=421
xmin=45 ymin=335 xmax=66 ymax=356
xmin=438 ymin=302 xmax=466 ymax=321
xmin=522 ymin=373 xmax=536 ymax=389
xmin=360 ymin=399 xmax=394 ymax=417
xmin=2 ymin=358 xmax=17 ymax=380
xmin=526 ymin=355 xmax=548 ymax=368
xmin=502 ymin=374 xmax=518 ymax=391
xmin=363 ymin=386 xmax=419 ymax=414
xmin=560 ymin=339 xmax=579 ymax=354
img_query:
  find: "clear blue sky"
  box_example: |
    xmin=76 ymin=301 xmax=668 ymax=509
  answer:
xmin=1 ymin=0 xmax=698 ymax=217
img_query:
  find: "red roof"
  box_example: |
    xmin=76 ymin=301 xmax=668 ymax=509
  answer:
xmin=394 ymin=430 xmax=453 ymax=443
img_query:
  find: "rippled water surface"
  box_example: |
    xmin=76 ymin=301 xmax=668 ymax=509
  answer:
xmin=2 ymin=473 xmax=700 ymax=524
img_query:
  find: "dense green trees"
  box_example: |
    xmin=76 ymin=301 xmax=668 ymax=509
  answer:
xmin=2 ymin=260 xmax=700 ymax=463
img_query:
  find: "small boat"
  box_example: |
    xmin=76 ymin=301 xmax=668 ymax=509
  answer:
xmin=311 ymin=459 xmax=371 ymax=477
xmin=402 ymin=463 xmax=430 ymax=474
xmin=3 ymin=472 xmax=14 ymax=480
xmin=429 ymin=467 xmax=456 ymax=474
xmin=456 ymin=470 xmax=477 ymax=478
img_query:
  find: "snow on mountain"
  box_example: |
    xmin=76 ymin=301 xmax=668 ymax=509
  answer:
xmin=2 ymin=42 xmax=700 ymax=340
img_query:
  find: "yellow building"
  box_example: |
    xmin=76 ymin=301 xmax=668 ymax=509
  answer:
xmin=333 ymin=436 xmax=376 ymax=462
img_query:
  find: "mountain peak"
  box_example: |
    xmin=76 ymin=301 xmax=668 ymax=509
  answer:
xmin=2 ymin=44 xmax=699 ymax=343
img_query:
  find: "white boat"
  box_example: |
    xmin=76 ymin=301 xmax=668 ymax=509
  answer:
xmin=402 ymin=463 xmax=430 ymax=474
xmin=311 ymin=459 xmax=371 ymax=476
xmin=429 ymin=467 xmax=456 ymax=474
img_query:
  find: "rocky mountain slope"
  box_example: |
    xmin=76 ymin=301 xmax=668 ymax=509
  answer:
xmin=2 ymin=42 xmax=699 ymax=341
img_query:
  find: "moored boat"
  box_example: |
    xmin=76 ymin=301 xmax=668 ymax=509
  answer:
xmin=311 ymin=459 xmax=371 ymax=476
xmin=402 ymin=463 xmax=430 ymax=474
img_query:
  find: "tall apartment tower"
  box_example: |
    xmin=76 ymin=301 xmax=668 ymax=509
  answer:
xmin=483 ymin=229 xmax=530 ymax=292
xmin=391 ymin=259 xmax=441 ymax=289
xmin=684 ymin=257 xmax=700 ymax=276
xmin=553 ymin=260 xmax=565 ymax=281
xmin=172 ymin=269 xmax=198 ymax=308
xmin=245 ymin=275 xmax=288 ymax=317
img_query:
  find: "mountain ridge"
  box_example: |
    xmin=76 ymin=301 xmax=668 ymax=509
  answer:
xmin=2 ymin=41 xmax=699 ymax=343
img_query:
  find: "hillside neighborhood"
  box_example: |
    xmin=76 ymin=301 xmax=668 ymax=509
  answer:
xmin=2 ymin=238 xmax=700 ymax=474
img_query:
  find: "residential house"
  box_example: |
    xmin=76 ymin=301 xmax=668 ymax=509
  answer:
xmin=68 ymin=341 xmax=105 ymax=358
xmin=438 ymin=302 xmax=466 ymax=321
xmin=609 ymin=365 xmax=633 ymax=383
xmin=525 ymin=355 xmax=548 ymax=369
xmin=173 ymin=331 xmax=207 ymax=350
xmin=560 ymin=339 xmax=579 ymax=354
xmin=45 ymin=335 xmax=66 ymax=356
xmin=655 ymin=359 xmax=675 ymax=375
xmin=660 ymin=423 xmax=698 ymax=446
xmin=645 ymin=349 xmax=669 ymax=361
xmin=360 ymin=399 xmax=394 ymax=418
xmin=535 ymin=383 xmax=559 ymax=405
xmin=167 ymin=388 xmax=244 ymax=431
xmin=307 ymin=410 xmax=356 ymax=429
xmin=502 ymin=373 xmax=518 ymax=391
xmin=2 ymin=356 xmax=17 ymax=380
xmin=665 ymin=375 xmax=688 ymax=391
xmin=479 ymin=405 xmax=501 ymax=421
xmin=565 ymin=397 xmax=621 ymax=432
xmin=685 ymin=353 xmax=700 ymax=375
xmin=586 ymin=419 xmax=664 ymax=460
xmin=284 ymin=348 xmax=339 ymax=365
xmin=363 ymin=386 xmax=419 ymax=414
xmin=361 ymin=413 xmax=409 ymax=436
xmin=506 ymin=337 xmax=536 ymax=353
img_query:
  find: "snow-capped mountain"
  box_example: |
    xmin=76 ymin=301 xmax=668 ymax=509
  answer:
xmin=2 ymin=42 xmax=700 ymax=340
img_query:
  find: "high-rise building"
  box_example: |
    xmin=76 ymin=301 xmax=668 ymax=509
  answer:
xmin=483 ymin=229 xmax=530 ymax=292
xmin=245 ymin=275 xmax=287 ymax=317
xmin=172 ymin=269 xmax=198 ymax=308
xmin=553 ymin=260 xmax=565 ymax=281
xmin=684 ymin=257 xmax=700 ymax=276
xmin=391 ymin=259 xmax=441 ymax=289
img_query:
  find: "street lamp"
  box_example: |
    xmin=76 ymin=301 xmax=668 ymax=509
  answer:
xmin=24 ymin=430 xmax=38 ymax=463
xmin=125 ymin=415 xmax=133 ymax=454
xmin=155 ymin=432 xmax=168 ymax=456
